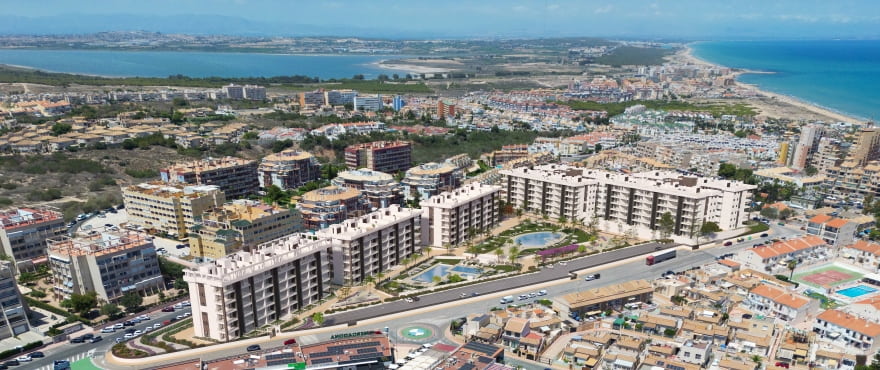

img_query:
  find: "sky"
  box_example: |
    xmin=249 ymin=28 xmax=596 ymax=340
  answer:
xmin=2 ymin=0 xmax=879 ymax=39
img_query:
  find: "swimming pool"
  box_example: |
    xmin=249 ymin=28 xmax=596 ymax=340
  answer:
xmin=412 ymin=264 xmax=482 ymax=283
xmin=837 ymin=285 xmax=878 ymax=298
xmin=513 ymin=232 xmax=565 ymax=248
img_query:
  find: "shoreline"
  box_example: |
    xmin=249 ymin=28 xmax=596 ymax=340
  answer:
xmin=681 ymin=44 xmax=866 ymax=123
xmin=371 ymin=61 xmax=450 ymax=75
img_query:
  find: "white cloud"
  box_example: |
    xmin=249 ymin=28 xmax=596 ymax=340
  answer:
xmin=547 ymin=4 xmax=560 ymax=11
xmin=594 ymin=5 xmax=613 ymax=14
xmin=513 ymin=5 xmax=529 ymax=12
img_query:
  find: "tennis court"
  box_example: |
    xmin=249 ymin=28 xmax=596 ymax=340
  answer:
xmin=793 ymin=264 xmax=864 ymax=288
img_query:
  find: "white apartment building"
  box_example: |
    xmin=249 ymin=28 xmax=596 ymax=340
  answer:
xmin=122 ymin=182 xmax=226 ymax=238
xmin=315 ymin=205 xmax=422 ymax=285
xmin=183 ymin=234 xmax=331 ymax=341
xmin=0 ymin=261 xmax=30 ymax=340
xmin=814 ymin=309 xmax=880 ymax=352
xmin=500 ymin=164 xmax=755 ymax=242
xmin=746 ymin=284 xmax=815 ymax=323
xmin=421 ymin=183 xmax=501 ymax=248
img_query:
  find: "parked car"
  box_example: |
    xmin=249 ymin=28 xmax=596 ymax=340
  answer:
xmin=538 ymin=290 xmax=547 ymax=296
xmin=162 ymin=306 xmax=175 ymax=312
xmin=760 ymin=233 xmax=769 ymax=237
xmin=404 ymin=297 xmax=413 ymax=303
xmin=153 ymin=323 xmax=162 ymax=329
xmin=28 ymin=352 xmax=44 ymax=358
xmin=133 ymin=330 xmax=142 ymax=336
xmin=123 ymin=333 xmax=134 ymax=339
xmin=176 ymin=244 xmax=187 ymax=249
xmin=460 ymin=293 xmax=468 ymax=298
xmin=3 ymin=360 xmax=19 ymax=367
xmin=90 ymin=336 xmax=102 ymax=343
xmin=247 ymin=345 xmax=261 ymax=352
xmin=69 ymin=337 xmax=84 ymax=344
xmin=15 ymin=355 xmax=31 ymax=362
xmin=284 ymin=338 xmax=297 ymax=346
xmin=723 ymin=241 xmax=733 ymax=246
xmin=101 ymin=327 xmax=115 ymax=333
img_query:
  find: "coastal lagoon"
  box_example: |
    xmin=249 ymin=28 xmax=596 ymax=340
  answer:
xmin=0 ymin=49 xmax=411 ymax=79
xmin=692 ymin=40 xmax=880 ymax=121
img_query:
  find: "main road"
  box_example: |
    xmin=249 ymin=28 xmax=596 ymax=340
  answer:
xmin=50 ymin=223 xmax=800 ymax=369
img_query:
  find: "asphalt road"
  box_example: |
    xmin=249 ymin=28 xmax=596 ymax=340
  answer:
xmin=77 ymin=223 xmax=800 ymax=369
xmin=29 ymin=306 xmax=192 ymax=370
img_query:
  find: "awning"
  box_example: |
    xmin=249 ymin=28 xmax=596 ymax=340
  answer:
xmin=794 ymin=349 xmax=808 ymax=358
xmin=586 ymin=310 xmax=602 ymax=316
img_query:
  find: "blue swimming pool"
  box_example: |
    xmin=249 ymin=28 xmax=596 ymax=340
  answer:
xmin=513 ymin=232 xmax=565 ymax=248
xmin=412 ymin=264 xmax=482 ymax=283
xmin=837 ymin=285 xmax=878 ymax=298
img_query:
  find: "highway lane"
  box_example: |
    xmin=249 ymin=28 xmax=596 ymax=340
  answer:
xmin=96 ymin=223 xmax=800 ymax=368
xmin=30 ymin=306 xmax=191 ymax=370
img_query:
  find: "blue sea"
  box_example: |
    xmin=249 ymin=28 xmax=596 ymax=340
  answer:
xmin=691 ymin=40 xmax=880 ymax=121
xmin=0 ymin=49 xmax=410 ymax=79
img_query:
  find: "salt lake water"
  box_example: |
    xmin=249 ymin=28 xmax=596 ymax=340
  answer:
xmin=691 ymin=40 xmax=880 ymax=121
xmin=0 ymin=49 xmax=409 ymax=79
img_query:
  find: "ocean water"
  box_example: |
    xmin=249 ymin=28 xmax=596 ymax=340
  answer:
xmin=0 ymin=49 xmax=409 ymax=79
xmin=691 ymin=40 xmax=880 ymax=121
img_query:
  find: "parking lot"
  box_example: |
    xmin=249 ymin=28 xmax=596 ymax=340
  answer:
xmin=75 ymin=207 xmax=191 ymax=259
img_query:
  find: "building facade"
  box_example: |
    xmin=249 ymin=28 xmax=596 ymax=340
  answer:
xmin=183 ymin=234 xmax=331 ymax=341
xmin=123 ymin=182 xmax=226 ymax=238
xmin=160 ymin=156 xmax=259 ymax=199
xmin=188 ymin=200 xmax=300 ymax=261
xmin=47 ymin=230 xmax=164 ymax=303
xmin=0 ymin=261 xmax=31 ymax=340
xmin=553 ymin=280 xmax=653 ymax=320
xmin=0 ymin=207 xmax=66 ymax=272
xmin=316 ymin=205 xmax=422 ymax=285
xmin=298 ymin=186 xmax=367 ymax=230
xmin=402 ymin=162 xmax=463 ymax=201
xmin=257 ymin=149 xmax=321 ymax=190
xmin=332 ymin=169 xmax=403 ymax=210
xmin=344 ymin=140 xmax=412 ymax=174
xmin=421 ymin=183 xmax=501 ymax=248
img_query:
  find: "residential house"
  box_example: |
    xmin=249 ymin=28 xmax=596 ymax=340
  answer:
xmin=814 ymin=309 xmax=880 ymax=352
xmin=807 ymin=214 xmax=857 ymax=247
xmin=735 ymin=235 xmax=827 ymax=272
xmin=842 ymin=240 xmax=880 ymax=272
xmin=746 ymin=283 xmax=816 ymax=322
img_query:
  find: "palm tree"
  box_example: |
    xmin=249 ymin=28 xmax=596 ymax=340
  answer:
xmin=787 ymin=259 xmax=799 ymax=279
xmin=467 ymin=245 xmax=481 ymax=259
xmin=508 ymin=245 xmax=520 ymax=264
xmin=494 ymin=248 xmax=505 ymax=263
xmin=671 ymin=295 xmax=688 ymax=306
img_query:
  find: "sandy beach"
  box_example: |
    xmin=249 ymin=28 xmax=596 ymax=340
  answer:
xmin=372 ymin=61 xmax=449 ymax=75
xmin=679 ymin=46 xmax=865 ymax=124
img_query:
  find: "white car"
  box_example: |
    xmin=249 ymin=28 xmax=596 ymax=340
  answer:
xmin=153 ymin=323 xmax=162 ymax=329
xmin=133 ymin=330 xmax=143 ymax=336
xmin=124 ymin=333 xmax=135 ymax=339
xmin=113 ymin=323 xmax=124 ymax=329
xmin=404 ymin=297 xmax=414 ymax=303
xmin=15 ymin=355 xmax=31 ymax=362
xmin=101 ymin=327 xmax=116 ymax=333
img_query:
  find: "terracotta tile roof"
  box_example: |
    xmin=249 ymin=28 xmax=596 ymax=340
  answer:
xmin=520 ymin=332 xmax=543 ymax=346
xmin=504 ymin=317 xmax=528 ymax=333
xmin=825 ymin=218 xmax=850 ymax=228
xmin=817 ymin=310 xmax=880 ymax=337
xmin=809 ymin=214 xmax=833 ymax=224
xmin=855 ymin=296 xmax=880 ymax=310
xmin=747 ymin=235 xmax=825 ymax=259
xmin=846 ymin=240 xmax=880 ymax=256
xmin=750 ymin=284 xmax=811 ymax=309
xmin=719 ymin=259 xmax=741 ymax=268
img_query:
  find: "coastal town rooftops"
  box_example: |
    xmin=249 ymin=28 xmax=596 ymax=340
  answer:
xmin=746 ymin=235 xmax=826 ymax=259
xmin=424 ymin=183 xmax=501 ymax=209
xmin=559 ymin=279 xmax=652 ymax=309
xmin=301 ymin=186 xmax=361 ymax=203
xmin=201 ymin=200 xmax=287 ymax=223
xmin=809 ymin=214 xmax=834 ymax=224
xmin=817 ymin=309 xmax=880 ymax=337
xmin=48 ymin=230 xmax=151 ymax=258
xmin=0 ymin=207 xmax=62 ymax=230
xmin=162 ymin=156 xmax=256 ymax=174
xmin=335 ymin=169 xmax=395 ymax=183
xmin=260 ymin=148 xmax=314 ymax=162
xmin=183 ymin=233 xmax=329 ymax=286
xmin=126 ymin=182 xmax=222 ymax=199
xmin=407 ymin=162 xmax=458 ymax=176
xmin=344 ymin=140 xmax=411 ymax=151
xmin=750 ymin=283 xmax=811 ymax=309
xmin=314 ymin=205 xmax=420 ymax=240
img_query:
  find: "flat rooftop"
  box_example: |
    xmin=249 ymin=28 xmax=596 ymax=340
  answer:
xmin=48 ymin=230 xmax=152 ymax=258
xmin=0 ymin=207 xmax=63 ymax=230
xmin=163 ymin=156 xmax=256 ymax=174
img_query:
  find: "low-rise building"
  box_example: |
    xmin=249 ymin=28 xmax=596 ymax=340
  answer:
xmin=807 ymin=214 xmax=858 ymax=247
xmin=316 ymin=205 xmax=422 ymax=285
xmin=123 ymin=182 xmax=226 ymax=238
xmin=814 ymin=309 xmax=880 ymax=353
xmin=344 ymin=140 xmax=412 ymax=174
xmin=746 ymin=284 xmax=815 ymax=323
xmin=183 ymin=233 xmax=331 ymax=341
xmin=734 ymin=235 xmax=827 ymax=271
xmin=161 ymin=156 xmax=259 ymax=199
xmin=332 ymin=169 xmax=403 ymax=209
xmin=298 ymin=186 xmax=367 ymax=230
xmin=0 ymin=261 xmax=31 ymax=340
xmin=841 ymin=240 xmax=880 ymax=272
xmin=257 ymin=149 xmax=321 ymax=190
xmin=47 ymin=230 xmax=164 ymax=302
xmin=0 ymin=207 xmax=66 ymax=272
xmin=553 ymin=280 xmax=653 ymax=320
xmin=421 ymin=183 xmax=501 ymax=248
xmin=188 ymin=200 xmax=299 ymax=261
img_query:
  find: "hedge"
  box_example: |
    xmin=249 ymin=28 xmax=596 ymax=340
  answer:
xmin=24 ymin=297 xmax=91 ymax=325
xmin=0 ymin=340 xmax=42 ymax=360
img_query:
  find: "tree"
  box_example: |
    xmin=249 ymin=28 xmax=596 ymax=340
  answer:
xmin=699 ymin=221 xmax=721 ymax=242
xmin=494 ymin=248 xmax=505 ymax=263
xmin=805 ymin=165 xmax=819 ymax=176
xmin=787 ymin=259 xmax=799 ymax=279
xmin=779 ymin=208 xmax=795 ymax=220
xmin=760 ymin=207 xmax=779 ymax=219
xmin=508 ymin=245 xmax=520 ymax=264
xmin=100 ymin=303 xmax=121 ymax=317
xmin=119 ymin=293 xmax=143 ymax=312
xmin=717 ymin=163 xmax=737 ymax=179
xmin=671 ymin=295 xmax=687 ymax=306
xmin=658 ymin=212 xmax=675 ymax=240
xmin=466 ymin=245 xmax=480 ymax=259
xmin=312 ymin=312 xmax=325 ymax=326
xmin=51 ymin=123 xmax=72 ymax=136
xmin=68 ymin=292 xmax=98 ymax=315
xmin=594 ymin=143 xmax=602 ymax=153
